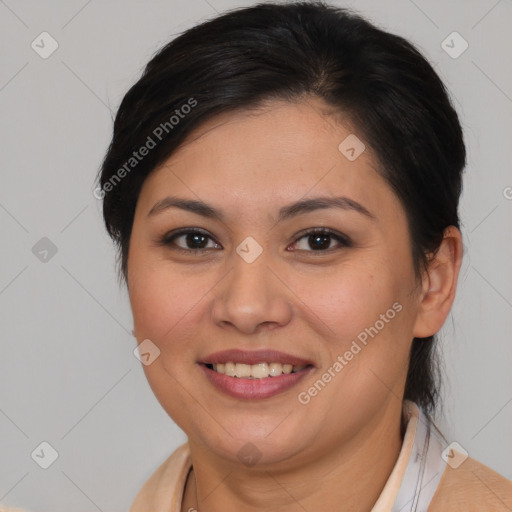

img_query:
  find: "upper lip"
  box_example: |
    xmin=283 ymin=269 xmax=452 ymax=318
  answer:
xmin=200 ymin=349 xmax=314 ymax=367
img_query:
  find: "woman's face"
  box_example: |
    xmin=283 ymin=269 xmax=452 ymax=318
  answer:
xmin=128 ymin=98 xmax=424 ymax=467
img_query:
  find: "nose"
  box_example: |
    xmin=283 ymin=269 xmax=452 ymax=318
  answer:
xmin=210 ymin=252 xmax=293 ymax=335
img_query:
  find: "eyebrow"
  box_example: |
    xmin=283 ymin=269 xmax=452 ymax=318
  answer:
xmin=147 ymin=195 xmax=376 ymax=222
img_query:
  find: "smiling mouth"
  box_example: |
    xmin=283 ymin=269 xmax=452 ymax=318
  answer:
xmin=204 ymin=362 xmax=311 ymax=379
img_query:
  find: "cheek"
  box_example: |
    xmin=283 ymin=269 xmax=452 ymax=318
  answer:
xmin=129 ymin=269 xmax=198 ymax=343
xmin=289 ymin=259 xmax=415 ymax=401
xmin=291 ymin=262 xmax=399 ymax=343
xmin=127 ymin=259 xmax=205 ymax=424
xmin=127 ymin=242 xmax=194 ymax=343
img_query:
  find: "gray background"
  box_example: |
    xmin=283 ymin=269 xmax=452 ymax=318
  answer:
xmin=0 ymin=0 xmax=511 ymax=510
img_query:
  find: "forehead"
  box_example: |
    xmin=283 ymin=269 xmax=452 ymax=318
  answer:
xmin=138 ymin=98 xmax=397 ymax=219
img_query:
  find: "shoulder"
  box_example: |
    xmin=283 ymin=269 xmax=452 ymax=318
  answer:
xmin=130 ymin=442 xmax=191 ymax=512
xmin=429 ymin=456 xmax=512 ymax=511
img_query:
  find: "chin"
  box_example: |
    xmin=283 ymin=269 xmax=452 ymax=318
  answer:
xmin=194 ymin=415 xmax=312 ymax=467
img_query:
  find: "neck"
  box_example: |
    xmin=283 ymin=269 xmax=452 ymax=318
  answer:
xmin=182 ymin=402 xmax=404 ymax=512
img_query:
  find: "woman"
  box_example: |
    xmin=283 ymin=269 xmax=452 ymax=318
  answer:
xmin=96 ymin=2 xmax=511 ymax=511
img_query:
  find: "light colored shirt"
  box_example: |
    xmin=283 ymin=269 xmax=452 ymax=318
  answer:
xmin=129 ymin=400 xmax=512 ymax=511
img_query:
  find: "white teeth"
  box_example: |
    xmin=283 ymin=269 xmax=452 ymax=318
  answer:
xmin=211 ymin=362 xmax=307 ymax=378
xmin=235 ymin=363 xmax=251 ymax=378
xmin=269 ymin=362 xmax=282 ymax=377
xmin=251 ymin=362 xmax=269 ymax=378
xmin=224 ymin=362 xmax=236 ymax=377
xmin=282 ymin=364 xmax=293 ymax=374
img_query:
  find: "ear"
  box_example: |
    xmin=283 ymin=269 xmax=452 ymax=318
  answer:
xmin=412 ymin=226 xmax=463 ymax=338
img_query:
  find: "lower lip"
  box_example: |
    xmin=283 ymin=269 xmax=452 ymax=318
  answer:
xmin=199 ymin=364 xmax=313 ymax=399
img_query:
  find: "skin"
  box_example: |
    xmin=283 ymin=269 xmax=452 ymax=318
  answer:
xmin=127 ymin=97 xmax=463 ymax=512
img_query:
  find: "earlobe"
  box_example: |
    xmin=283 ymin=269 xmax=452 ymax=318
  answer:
xmin=412 ymin=226 xmax=463 ymax=338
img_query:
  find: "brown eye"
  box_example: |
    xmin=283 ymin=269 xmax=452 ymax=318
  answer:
xmin=161 ymin=229 xmax=222 ymax=252
xmin=290 ymin=228 xmax=351 ymax=252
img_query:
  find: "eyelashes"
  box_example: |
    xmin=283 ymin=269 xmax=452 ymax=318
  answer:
xmin=289 ymin=227 xmax=352 ymax=252
xmin=159 ymin=227 xmax=221 ymax=252
xmin=157 ymin=227 xmax=352 ymax=255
